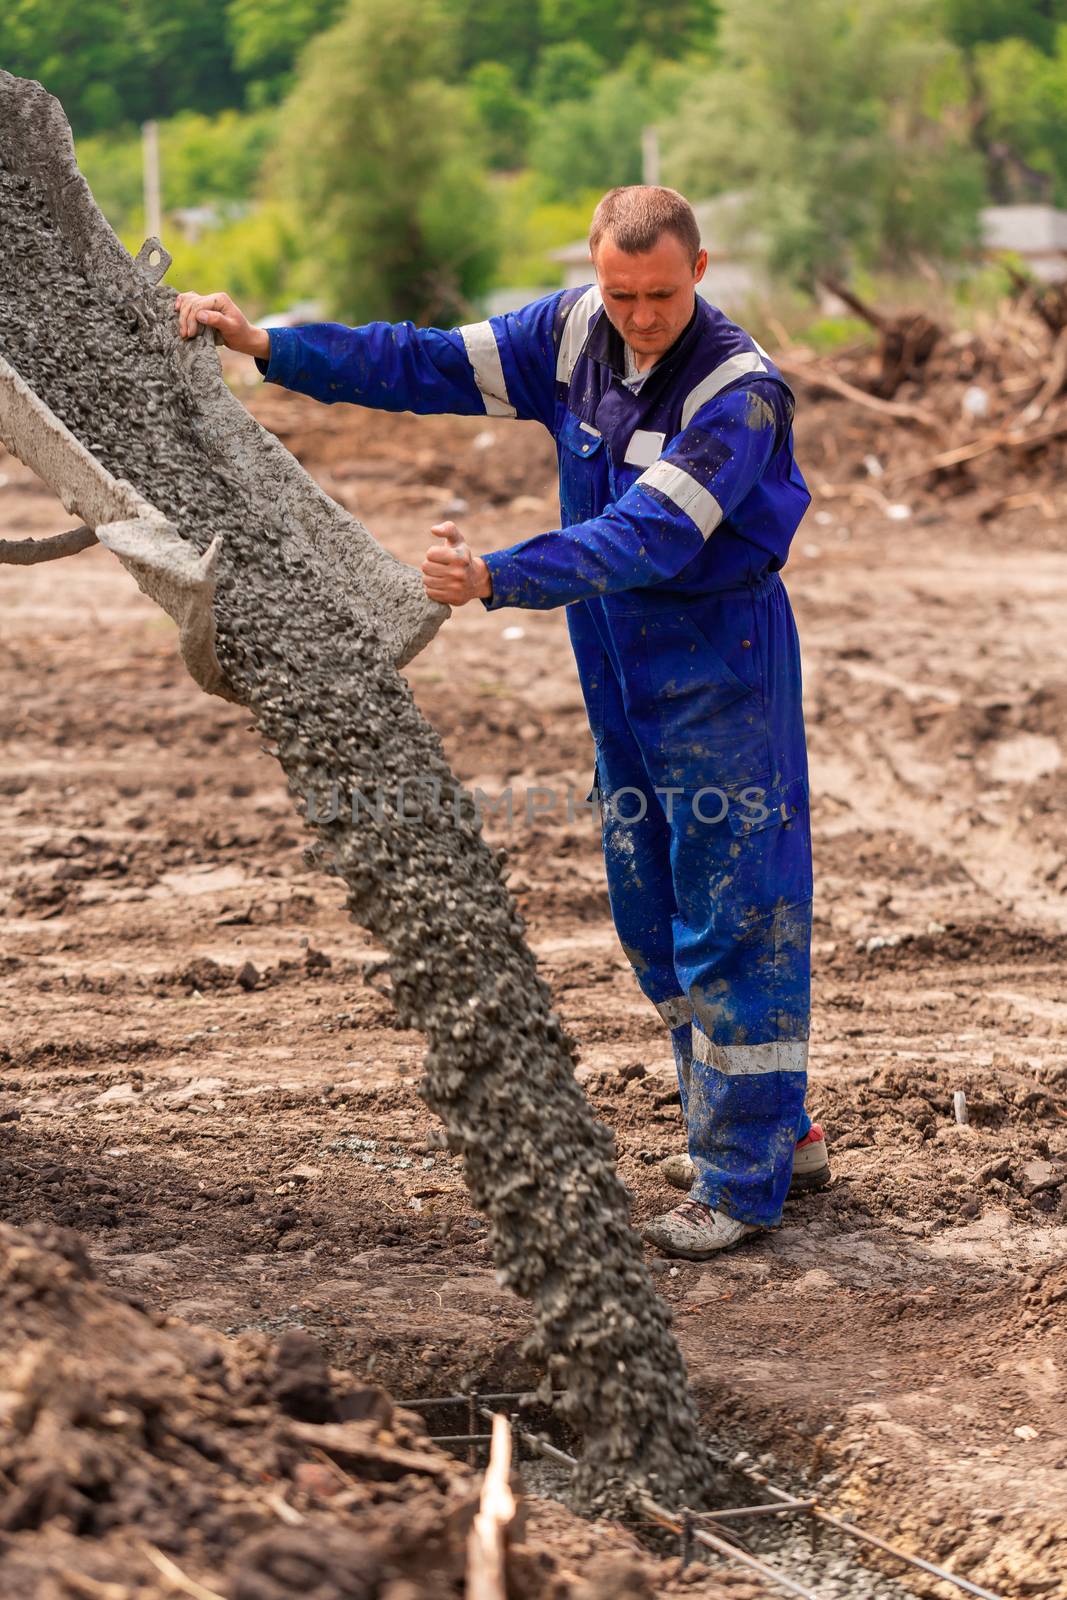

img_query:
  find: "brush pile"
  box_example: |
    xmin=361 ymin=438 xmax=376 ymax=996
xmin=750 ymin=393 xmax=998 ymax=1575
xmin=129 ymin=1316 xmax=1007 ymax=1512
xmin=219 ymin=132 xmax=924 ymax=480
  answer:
xmin=777 ymin=274 xmax=1067 ymax=528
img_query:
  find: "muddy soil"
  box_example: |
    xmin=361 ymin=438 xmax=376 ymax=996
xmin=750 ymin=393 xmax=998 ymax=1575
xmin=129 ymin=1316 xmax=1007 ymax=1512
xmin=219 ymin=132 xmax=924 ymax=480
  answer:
xmin=2 ymin=380 xmax=1066 ymax=1597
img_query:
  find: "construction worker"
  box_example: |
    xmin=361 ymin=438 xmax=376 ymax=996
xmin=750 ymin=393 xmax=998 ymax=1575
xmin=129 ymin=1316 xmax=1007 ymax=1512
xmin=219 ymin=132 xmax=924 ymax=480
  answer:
xmin=175 ymin=184 xmax=829 ymax=1260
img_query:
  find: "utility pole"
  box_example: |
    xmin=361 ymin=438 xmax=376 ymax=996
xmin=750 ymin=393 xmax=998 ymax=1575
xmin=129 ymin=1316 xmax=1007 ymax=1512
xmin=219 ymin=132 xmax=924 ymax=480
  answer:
xmin=641 ymin=125 xmax=661 ymax=187
xmin=142 ymin=120 xmax=162 ymax=240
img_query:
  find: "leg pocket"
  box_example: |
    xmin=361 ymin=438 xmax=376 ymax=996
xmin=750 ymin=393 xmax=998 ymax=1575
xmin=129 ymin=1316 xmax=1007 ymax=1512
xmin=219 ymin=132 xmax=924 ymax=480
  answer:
xmin=633 ymin=611 xmax=765 ymax=791
xmin=647 ymin=614 xmax=752 ymax=716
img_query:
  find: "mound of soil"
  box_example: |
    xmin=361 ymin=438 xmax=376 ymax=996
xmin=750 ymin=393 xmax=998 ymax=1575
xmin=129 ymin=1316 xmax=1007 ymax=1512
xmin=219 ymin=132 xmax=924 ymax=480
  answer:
xmin=0 ymin=1222 xmax=733 ymax=1600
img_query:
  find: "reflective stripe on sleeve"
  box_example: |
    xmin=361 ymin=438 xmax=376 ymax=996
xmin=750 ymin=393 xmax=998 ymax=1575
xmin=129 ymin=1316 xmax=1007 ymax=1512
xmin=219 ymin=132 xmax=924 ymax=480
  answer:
xmin=555 ymin=285 xmax=603 ymax=382
xmin=680 ymin=351 xmax=767 ymax=429
xmin=458 ymin=320 xmax=516 ymax=418
xmin=692 ymin=1033 xmax=808 ymax=1074
xmin=636 ymin=459 xmax=723 ymax=539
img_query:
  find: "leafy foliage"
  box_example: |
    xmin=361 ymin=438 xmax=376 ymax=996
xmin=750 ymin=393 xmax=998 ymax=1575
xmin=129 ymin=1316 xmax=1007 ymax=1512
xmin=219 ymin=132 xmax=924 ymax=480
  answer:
xmin=277 ymin=0 xmax=499 ymax=322
xmin=442 ymin=0 xmax=543 ymax=82
xmin=661 ymin=0 xmax=985 ymax=283
xmin=13 ymin=0 xmax=1067 ymax=310
xmin=1 ymin=0 xmax=241 ymax=131
xmin=494 ymin=173 xmax=604 ymax=286
xmin=532 ymin=60 xmax=696 ymax=199
xmin=469 ymin=62 xmax=531 ymax=169
xmin=226 ymin=0 xmax=346 ymax=104
xmin=532 ymin=42 xmax=605 ymax=106
xmin=76 ymin=110 xmax=278 ymax=236
xmin=942 ymin=0 xmax=1067 ymax=55
xmin=161 ymin=203 xmax=306 ymax=310
xmin=538 ymin=0 xmax=715 ymax=68
xmin=975 ymin=29 xmax=1067 ymax=202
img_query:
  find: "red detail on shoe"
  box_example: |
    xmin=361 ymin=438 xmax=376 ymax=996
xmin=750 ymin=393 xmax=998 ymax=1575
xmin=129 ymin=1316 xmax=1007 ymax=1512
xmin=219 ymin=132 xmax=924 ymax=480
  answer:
xmin=795 ymin=1125 xmax=825 ymax=1150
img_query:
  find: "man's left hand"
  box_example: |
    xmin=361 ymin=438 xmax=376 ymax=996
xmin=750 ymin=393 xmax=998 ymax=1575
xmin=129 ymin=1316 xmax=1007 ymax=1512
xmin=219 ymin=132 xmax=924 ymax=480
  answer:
xmin=421 ymin=521 xmax=492 ymax=607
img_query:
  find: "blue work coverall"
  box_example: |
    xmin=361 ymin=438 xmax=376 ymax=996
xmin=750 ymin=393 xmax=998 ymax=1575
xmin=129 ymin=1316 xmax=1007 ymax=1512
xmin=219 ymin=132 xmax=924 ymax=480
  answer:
xmin=259 ymin=285 xmax=813 ymax=1228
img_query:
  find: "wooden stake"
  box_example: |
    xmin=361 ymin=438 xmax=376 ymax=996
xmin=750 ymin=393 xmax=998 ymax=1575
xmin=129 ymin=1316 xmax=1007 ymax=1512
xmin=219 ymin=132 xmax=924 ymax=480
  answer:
xmin=467 ymin=1412 xmax=517 ymax=1600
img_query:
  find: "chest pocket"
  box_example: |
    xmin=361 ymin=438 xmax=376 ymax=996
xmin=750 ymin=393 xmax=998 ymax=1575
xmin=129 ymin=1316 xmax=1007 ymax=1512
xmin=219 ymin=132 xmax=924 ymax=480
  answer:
xmin=556 ymin=409 xmax=609 ymax=528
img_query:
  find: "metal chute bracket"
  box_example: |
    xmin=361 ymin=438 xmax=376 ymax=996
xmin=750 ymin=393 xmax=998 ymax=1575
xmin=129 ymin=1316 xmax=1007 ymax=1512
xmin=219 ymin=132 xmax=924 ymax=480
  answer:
xmin=0 ymin=351 xmax=237 ymax=703
xmin=135 ymin=236 xmax=172 ymax=285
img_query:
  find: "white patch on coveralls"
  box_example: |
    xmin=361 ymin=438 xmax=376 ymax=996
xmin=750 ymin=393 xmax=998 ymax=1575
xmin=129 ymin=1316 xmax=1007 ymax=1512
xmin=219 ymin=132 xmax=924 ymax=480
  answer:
xmin=458 ymin=321 xmax=517 ymax=418
xmin=680 ymin=351 xmax=767 ymax=428
xmin=636 ymin=459 xmax=724 ymax=539
xmin=654 ymin=995 xmax=692 ymax=1028
xmin=624 ymin=428 xmax=666 ymax=468
xmin=692 ymin=1033 xmax=808 ymax=1074
xmin=556 ymin=286 xmax=604 ymax=382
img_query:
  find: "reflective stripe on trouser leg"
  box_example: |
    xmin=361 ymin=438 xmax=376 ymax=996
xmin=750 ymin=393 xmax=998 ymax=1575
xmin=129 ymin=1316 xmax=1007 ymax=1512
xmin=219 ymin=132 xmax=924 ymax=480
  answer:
xmin=688 ymin=1017 xmax=809 ymax=1224
xmin=682 ymin=887 xmax=811 ymax=1225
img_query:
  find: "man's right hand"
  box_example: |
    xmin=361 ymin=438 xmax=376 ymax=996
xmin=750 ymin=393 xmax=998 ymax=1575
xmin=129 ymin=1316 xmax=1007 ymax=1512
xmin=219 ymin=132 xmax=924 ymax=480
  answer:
xmin=174 ymin=291 xmax=271 ymax=362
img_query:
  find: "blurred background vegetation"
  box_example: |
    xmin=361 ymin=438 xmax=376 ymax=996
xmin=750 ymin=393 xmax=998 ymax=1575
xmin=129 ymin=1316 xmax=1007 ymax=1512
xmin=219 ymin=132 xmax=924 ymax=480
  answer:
xmin=4 ymin=0 xmax=1067 ymax=326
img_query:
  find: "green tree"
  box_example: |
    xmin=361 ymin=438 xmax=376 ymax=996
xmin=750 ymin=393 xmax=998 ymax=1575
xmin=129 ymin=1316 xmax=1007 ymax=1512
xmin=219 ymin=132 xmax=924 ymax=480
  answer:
xmin=532 ymin=41 xmax=604 ymax=105
xmin=661 ymin=0 xmax=985 ymax=283
xmin=226 ymin=0 xmax=345 ymax=103
xmin=2 ymin=0 xmax=243 ymax=130
xmin=469 ymin=61 xmax=531 ymax=169
xmin=133 ymin=0 xmax=241 ymax=119
xmin=76 ymin=108 xmax=279 ymax=236
xmin=442 ymin=0 xmax=543 ymax=81
xmin=942 ymin=0 xmax=1067 ymax=54
xmin=161 ymin=109 xmax=278 ymax=208
xmin=531 ymin=60 xmax=695 ymax=200
xmin=277 ymin=0 xmax=498 ymax=323
xmin=537 ymin=0 xmax=631 ymax=65
xmin=974 ymin=29 xmax=1067 ymax=201
xmin=625 ymin=0 xmax=719 ymax=61
xmin=1 ymin=0 xmax=143 ymax=131
xmin=538 ymin=0 xmax=716 ymax=68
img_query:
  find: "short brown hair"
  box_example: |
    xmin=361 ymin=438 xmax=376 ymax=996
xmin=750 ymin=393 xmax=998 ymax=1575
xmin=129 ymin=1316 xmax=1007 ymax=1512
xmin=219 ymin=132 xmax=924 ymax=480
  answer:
xmin=588 ymin=186 xmax=702 ymax=264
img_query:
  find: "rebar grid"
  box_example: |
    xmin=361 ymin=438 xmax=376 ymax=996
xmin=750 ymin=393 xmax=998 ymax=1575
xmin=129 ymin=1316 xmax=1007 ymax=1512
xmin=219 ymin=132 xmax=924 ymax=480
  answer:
xmin=409 ymin=1389 xmax=1010 ymax=1600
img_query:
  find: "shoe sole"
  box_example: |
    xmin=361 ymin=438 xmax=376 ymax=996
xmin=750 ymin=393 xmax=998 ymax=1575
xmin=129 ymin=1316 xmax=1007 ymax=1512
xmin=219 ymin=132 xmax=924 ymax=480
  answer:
xmin=641 ymin=1226 xmax=763 ymax=1261
xmin=789 ymin=1161 xmax=832 ymax=1196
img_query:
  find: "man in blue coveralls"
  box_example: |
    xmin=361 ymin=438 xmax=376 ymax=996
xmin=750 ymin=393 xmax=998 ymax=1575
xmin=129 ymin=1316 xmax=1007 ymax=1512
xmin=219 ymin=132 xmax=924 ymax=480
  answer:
xmin=176 ymin=184 xmax=830 ymax=1259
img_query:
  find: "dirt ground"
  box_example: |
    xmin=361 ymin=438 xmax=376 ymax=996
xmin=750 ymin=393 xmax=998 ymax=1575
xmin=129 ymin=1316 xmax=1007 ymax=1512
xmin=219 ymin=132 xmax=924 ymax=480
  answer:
xmin=1 ymin=372 xmax=1065 ymax=1598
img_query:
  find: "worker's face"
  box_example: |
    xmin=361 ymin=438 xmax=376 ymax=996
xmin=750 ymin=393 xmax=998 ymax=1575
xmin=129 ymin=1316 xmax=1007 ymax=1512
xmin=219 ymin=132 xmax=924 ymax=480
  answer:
xmin=594 ymin=233 xmax=708 ymax=365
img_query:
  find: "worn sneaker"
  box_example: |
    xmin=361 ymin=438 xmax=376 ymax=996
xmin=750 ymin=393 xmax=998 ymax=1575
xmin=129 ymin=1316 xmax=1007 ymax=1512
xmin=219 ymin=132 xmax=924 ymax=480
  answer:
xmin=642 ymin=1198 xmax=761 ymax=1260
xmin=791 ymin=1125 xmax=832 ymax=1192
xmin=660 ymin=1124 xmax=831 ymax=1196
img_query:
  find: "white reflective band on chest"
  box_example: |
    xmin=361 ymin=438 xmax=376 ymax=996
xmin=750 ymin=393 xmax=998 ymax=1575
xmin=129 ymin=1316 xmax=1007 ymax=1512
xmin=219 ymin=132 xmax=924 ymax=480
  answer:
xmin=458 ymin=320 xmax=516 ymax=419
xmin=624 ymin=428 xmax=665 ymax=469
xmin=636 ymin=459 xmax=723 ymax=539
xmin=680 ymin=351 xmax=767 ymax=429
xmin=556 ymin=285 xmax=603 ymax=383
xmin=654 ymin=995 xmax=692 ymax=1029
xmin=693 ymin=1034 xmax=809 ymax=1075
